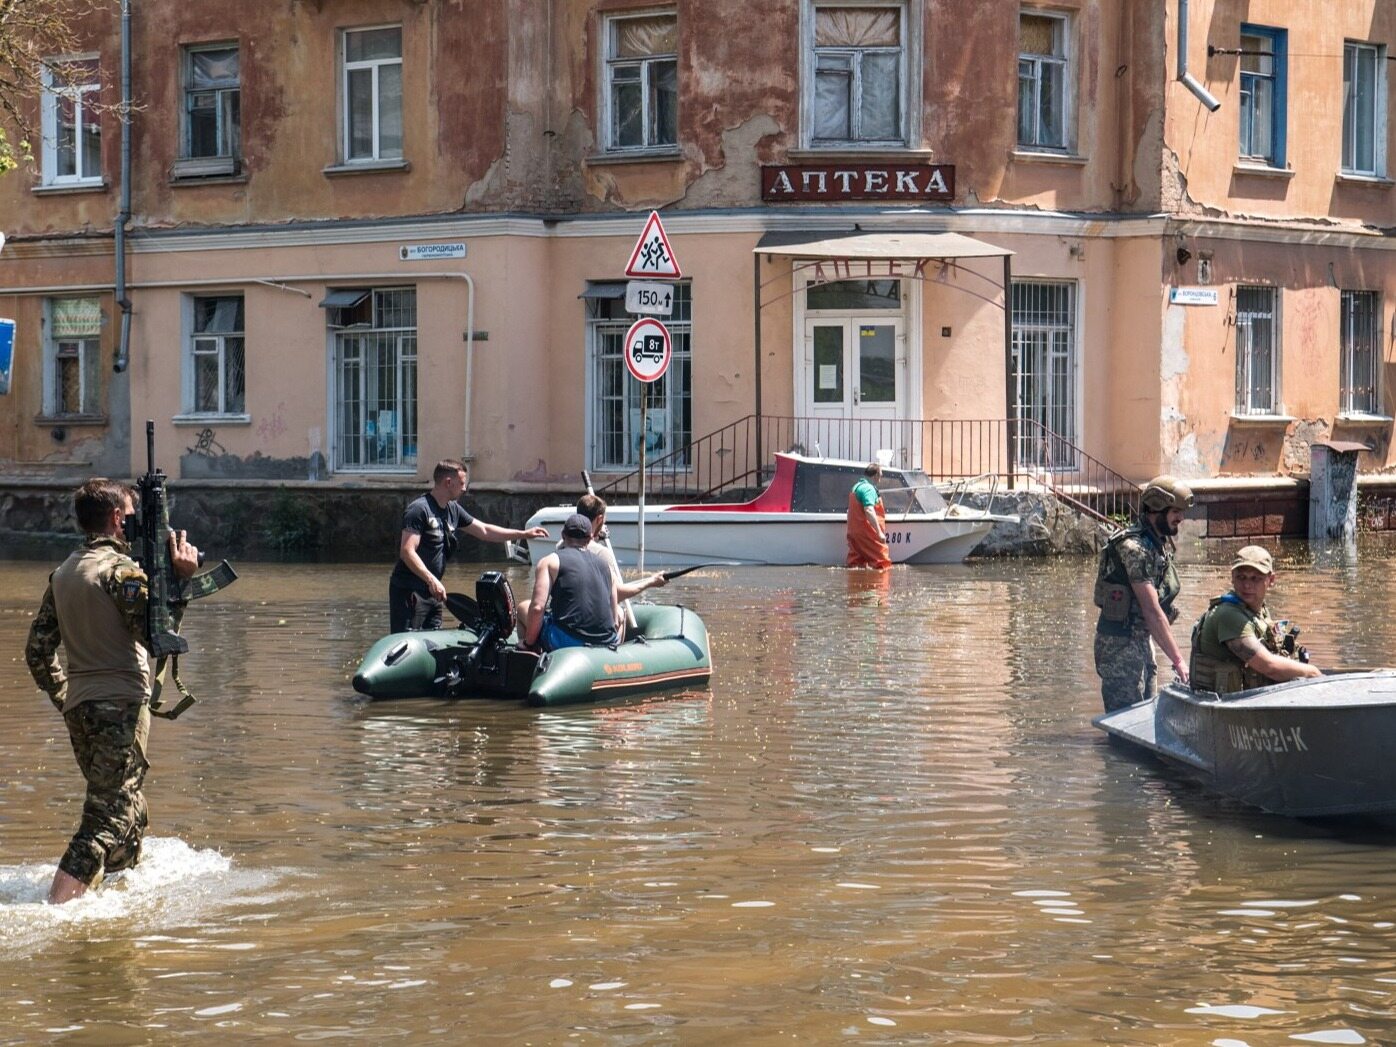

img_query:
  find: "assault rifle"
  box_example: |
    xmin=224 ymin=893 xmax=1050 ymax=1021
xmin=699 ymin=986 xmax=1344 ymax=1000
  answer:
xmin=124 ymin=420 xmax=238 ymax=719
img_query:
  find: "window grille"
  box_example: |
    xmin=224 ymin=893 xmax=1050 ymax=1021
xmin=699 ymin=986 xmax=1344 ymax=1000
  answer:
xmin=1011 ymin=280 xmax=1077 ymax=470
xmin=335 ymin=288 xmax=417 ymax=470
xmin=587 ymin=283 xmax=691 ymax=470
xmin=1340 ymin=290 xmax=1380 ymax=415
xmin=1235 ymin=286 xmax=1278 ymax=415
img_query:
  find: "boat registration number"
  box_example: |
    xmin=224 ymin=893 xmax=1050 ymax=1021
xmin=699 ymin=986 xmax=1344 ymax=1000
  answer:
xmin=886 ymin=531 xmax=912 ymax=545
xmin=1228 ymin=723 xmax=1308 ymax=754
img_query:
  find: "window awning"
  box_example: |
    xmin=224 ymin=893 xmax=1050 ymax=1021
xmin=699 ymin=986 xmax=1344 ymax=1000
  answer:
xmin=578 ymin=281 xmax=628 ymax=300
xmin=754 ymin=230 xmax=1011 ymax=261
xmin=319 ymin=289 xmax=370 ymax=309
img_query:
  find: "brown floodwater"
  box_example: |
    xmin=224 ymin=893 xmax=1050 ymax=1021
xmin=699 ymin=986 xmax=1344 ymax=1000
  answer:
xmin=3 ymin=539 xmax=1396 ymax=1044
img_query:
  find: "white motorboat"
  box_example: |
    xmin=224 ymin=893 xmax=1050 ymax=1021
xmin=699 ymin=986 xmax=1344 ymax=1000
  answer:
xmin=519 ymin=452 xmax=1017 ymax=567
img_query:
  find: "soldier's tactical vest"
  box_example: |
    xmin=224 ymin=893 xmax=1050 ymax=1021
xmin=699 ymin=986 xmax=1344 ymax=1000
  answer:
xmin=1188 ymin=594 xmax=1283 ymax=695
xmin=1093 ymin=523 xmax=1180 ymax=636
xmin=51 ymin=540 xmax=151 ymax=707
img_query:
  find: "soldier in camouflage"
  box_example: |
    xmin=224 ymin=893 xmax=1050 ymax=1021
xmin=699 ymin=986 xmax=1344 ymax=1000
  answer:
xmin=1092 ymin=476 xmax=1193 ymax=713
xmin=25 ymin=478 xmax=200 ymax=904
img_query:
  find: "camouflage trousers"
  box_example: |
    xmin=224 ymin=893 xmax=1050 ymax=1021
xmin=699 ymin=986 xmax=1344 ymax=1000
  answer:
xmin=59 ymin=699 xmax=151 ymax=886
xmin=1094 ymin=629 xmax=1158 ymax=713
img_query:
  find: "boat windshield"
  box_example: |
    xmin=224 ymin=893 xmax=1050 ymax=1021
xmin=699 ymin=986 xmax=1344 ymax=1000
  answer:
xmin=789 ymin=461 xmax=947 ymax=514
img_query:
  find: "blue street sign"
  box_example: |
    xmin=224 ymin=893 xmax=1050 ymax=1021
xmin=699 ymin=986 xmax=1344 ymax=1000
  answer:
xmin=0 ymin=319 xmax=13 ymax=395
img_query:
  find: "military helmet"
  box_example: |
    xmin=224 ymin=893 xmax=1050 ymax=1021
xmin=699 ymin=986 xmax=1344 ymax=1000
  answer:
xmin=1140 ymin=474 xmax=1194 ymax=512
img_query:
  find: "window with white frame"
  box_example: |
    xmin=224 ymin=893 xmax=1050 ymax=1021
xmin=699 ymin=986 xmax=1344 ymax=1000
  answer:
xmin=182 ymin=45 xmax=240 ymax=165
xmin=1011 ymin=280 xmax=1077 ymax=470
xmin=332 ymin=288 xmax=416 ymax=470
xmin=1343 ymin=41 xmax=1386 ymax=177
xmin=45 ymin=297 xmax=101 ymax=416
xmin=1340 ymin=290 xmax=1380 ymax=415
xmin=1239 ymin=25 xmax=1286 ymax=167
xmin=186 ymin=295 xmax=245 ymax=415
xmin=807 ymin=3 xmax=906 ymax=147
xmin=341 ymin=26 xmax=402 ymax=163
xmin=587 ymin=283 xmax=691 ymax=470
xmin=1235 ymin=286 xmax=1279 ymax=415
xmin=1017 ymin=10 xmax=1069 ymax=151
xmin=604 ymin=11 xmax=677 ymax=152
xmin=40 ymin=57 xmax=101 ymax=185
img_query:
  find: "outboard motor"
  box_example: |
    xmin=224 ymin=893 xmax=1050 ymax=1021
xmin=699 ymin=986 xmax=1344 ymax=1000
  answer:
xmin=461 ymin=571 xmax=516 ymax=675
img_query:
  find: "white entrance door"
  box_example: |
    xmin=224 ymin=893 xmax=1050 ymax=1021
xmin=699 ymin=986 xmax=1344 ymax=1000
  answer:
xmin=804 ymin=317 xmax=904 ymax=461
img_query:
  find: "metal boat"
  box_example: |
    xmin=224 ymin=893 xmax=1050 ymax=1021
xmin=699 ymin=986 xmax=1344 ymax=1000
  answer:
xmin=1094 ymin=672 xmax=1396 ymax=817
xmin=520 ymin=452 xmax=1017 ymax=567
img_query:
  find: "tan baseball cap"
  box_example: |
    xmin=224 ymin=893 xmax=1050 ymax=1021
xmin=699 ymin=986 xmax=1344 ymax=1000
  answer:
xmin=1231 ymin=545 xmax=1274 ymax=575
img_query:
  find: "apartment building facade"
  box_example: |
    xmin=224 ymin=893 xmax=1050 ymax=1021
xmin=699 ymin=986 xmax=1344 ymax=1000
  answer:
xmin=0 ymin=0 xmax=1391 ymax=493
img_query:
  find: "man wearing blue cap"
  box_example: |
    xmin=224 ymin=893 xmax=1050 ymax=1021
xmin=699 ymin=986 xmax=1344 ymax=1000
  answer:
xmin=522 ymin=513 xmax=621 ymax=651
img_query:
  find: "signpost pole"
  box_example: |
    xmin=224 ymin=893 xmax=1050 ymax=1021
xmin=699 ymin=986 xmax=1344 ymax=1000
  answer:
xmin=637 ymin=382 xmax=648 ymax=573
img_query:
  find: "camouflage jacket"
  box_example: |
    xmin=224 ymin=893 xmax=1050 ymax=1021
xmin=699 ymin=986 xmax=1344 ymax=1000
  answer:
xmin=25 ymin=536 xmax=149 ymax=711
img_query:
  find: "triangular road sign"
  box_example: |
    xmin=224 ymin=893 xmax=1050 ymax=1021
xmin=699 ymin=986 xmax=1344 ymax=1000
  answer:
xmin=624 ymin=210 xmax=682 ymax=279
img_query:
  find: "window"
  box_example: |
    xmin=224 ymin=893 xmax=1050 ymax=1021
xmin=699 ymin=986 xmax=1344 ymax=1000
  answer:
xmin=807 ymin=3 xmax=906 ymax=147
xmin=45 ymin=297 xmax=101 ymax=416
xmin=1340 ymin=290 xmax=1381 ymax=415
xmin=1343 ymin=42 xmax=1386 ymax=177
xmin=40 ymin=57 xmax=101 ymax=185
xmin=341 ymin=26 xmax=402 ymax=163
xmin=604 ymin=12 xmax=677 ymax=152
xmin=334 ymin=288 xmax=416 ymax=470
xmin=185 ymin=296 xmax=245 ymax=415
xmin=1017 ymin=10 xmax=1069 ymax=150
xmin=1235 ymin=286 xmax=1279 ymax=415
xmin=587 ymin=283 xmax=691 ymax=470
xmin=1011 ymin=281 xmax=1077 ymax=470
xmin=181 ymin=45 xmax=240 ymax=169
xmin=1238 ymin=25 xmax=1286 ymax=167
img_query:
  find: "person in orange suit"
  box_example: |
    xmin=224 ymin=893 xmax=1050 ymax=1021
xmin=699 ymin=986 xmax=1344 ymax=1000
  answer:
xmin=846 ymin=462 xmax=892 ymax=569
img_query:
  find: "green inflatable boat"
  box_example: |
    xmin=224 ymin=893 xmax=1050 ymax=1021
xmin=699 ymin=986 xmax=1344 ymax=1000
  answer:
xmin=352 ymin=572 xmax=712 ymax=706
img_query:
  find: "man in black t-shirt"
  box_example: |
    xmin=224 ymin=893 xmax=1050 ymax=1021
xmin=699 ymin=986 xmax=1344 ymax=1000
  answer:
xmin=388 ymin=459 xmax=548 ymax=632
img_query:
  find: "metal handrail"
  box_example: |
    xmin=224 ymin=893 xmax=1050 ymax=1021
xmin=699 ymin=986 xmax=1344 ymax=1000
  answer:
xmin=595 ymin=414 xmax=1141 ymax=522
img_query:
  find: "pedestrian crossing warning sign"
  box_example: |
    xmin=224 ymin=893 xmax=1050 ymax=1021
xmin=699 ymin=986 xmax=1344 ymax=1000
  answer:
xmin=624 ymin=210 xmax=682 ymax=280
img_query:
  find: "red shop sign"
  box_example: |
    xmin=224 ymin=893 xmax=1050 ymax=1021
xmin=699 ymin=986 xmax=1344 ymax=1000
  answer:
xmin=761 ymin=163 xmax=955 ymax=203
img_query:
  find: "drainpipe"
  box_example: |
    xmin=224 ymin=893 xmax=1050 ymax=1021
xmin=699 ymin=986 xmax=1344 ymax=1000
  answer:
xmin=1177 ymin=0 xmax=1221 ymax=112
xmin=112 ymin=0 xmax=133 ymax=371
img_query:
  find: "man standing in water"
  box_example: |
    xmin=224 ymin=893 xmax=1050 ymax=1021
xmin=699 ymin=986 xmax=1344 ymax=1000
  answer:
xmin=389 ymin=459 xmax=548 ymax=632
xmin=1093 ymin=476 xmax=1192 ymax=711
xmin=847 ymin=462 xmax=892 ymax=569
xmin=1189 ymin=545 xmax=1322 ymax=693
xmin=25 ymin=479 xmax=201 ymax=904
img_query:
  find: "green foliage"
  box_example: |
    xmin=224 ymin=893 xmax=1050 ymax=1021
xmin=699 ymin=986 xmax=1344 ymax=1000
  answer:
xmin=260 ymin=490 xmax=321 ymax=554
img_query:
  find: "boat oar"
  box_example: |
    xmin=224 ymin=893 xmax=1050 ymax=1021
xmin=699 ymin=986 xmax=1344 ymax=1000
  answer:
xmin=659 ymin=562 xmax=740 ymax=581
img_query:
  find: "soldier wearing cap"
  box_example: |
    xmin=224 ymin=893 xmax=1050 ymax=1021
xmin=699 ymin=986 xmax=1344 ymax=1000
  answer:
xmin=1189 ymin=545 xmax=1322 ymax=694
xmin=1092 ymin=475 xmax=1193 ymax=711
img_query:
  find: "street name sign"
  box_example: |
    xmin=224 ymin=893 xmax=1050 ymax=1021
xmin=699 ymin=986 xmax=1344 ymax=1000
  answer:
xmin=623 ymin=317 xmax=672 ymax=383
xmin=400 ymin=242 xmax=467 ymax=261
xmin=625 ymin=280 xmax=675 ymax=316
xmin=624 ymin=211 xmax=682 ymax=279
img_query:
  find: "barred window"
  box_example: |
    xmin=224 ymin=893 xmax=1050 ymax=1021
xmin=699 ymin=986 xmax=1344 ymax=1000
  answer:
xmin=334 ymin=288 xmax=417 ymax=471
xmin=1340 ymin=290 xmax=1380 ymax=415
xmin=1235 ymin=286 xmax=1278 ymax=415
xmin=1010 ymin=280 xmax=1077 ymax=470
xmin=587 ymin=283 xmax=691 ymax=470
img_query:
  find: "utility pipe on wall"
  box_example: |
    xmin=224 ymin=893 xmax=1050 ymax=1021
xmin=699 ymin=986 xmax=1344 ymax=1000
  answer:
xmin=1177 ymin=0 xmax=1221 ymax=112
xmin=113 ymin=0 xmax=133 ymax=371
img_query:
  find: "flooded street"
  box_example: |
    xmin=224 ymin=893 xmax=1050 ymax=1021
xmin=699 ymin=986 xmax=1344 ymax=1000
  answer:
xmin=4 ymin=542 xmax=1396 ymax=1044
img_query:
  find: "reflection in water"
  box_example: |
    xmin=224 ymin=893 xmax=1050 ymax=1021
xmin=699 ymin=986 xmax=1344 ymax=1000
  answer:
xmin=2 ymin=543 xmax=1396 ymax=1040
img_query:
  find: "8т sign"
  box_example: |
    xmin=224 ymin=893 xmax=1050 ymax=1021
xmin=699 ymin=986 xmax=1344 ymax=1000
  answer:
xmin=623 ymin=317 xmax=672 ymax=383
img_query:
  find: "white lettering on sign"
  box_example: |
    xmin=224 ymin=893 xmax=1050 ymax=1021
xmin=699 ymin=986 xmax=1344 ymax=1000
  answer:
xmin=400 ymin=243 xmax=467 ymax=261
xmin=625 ymin=281 xmax=675 ymax=316
xmin=623 ymin=317 xmax=673 ymax=383
xmin=1227 ymin=723 xmax=1308 ymax=754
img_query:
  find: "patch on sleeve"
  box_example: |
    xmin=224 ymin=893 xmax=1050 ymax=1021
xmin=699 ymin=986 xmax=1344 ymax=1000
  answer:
xmin=122 ymin=578 xmax=143 ymax=602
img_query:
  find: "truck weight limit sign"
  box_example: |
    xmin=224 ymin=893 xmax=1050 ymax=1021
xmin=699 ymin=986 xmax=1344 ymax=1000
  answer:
xmin=623 ymin=317 xmax=672 ymax=383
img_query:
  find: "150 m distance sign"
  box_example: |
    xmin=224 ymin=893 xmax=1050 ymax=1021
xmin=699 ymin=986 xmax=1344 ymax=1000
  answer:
xmin=623 ymin=317 xmax=672 ymax=383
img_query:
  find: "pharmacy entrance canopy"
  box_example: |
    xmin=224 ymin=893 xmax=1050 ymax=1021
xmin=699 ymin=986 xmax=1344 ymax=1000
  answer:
xmin=750 ymin=230 xmax=1016 ymax=468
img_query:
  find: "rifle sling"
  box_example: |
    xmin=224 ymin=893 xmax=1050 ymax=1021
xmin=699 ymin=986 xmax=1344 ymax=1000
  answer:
xmin=149 ymin=652 xmax=197 ymax=721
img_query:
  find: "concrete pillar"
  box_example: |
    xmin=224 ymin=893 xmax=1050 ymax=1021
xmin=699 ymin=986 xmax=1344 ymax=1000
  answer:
xmin=1309 ymin=440 xmax=1366 ymax=542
